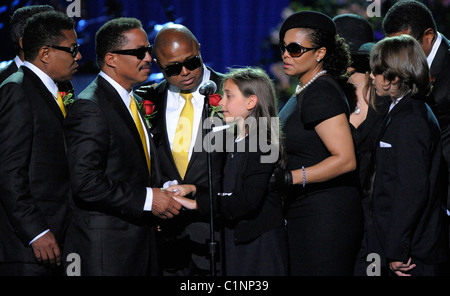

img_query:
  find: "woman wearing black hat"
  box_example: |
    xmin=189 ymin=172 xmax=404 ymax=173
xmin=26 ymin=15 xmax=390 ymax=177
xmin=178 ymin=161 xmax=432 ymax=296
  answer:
xmin=273 ymin=11 xmax=363 ymax=275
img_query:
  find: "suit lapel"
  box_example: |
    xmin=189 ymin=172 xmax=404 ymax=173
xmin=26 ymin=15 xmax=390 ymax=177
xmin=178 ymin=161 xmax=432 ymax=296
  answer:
xmin=184 ymin=71 xmax=224 ymax=177
xmin=22 ymin=67 xmax=64 ymax=123
xmin=157 ymin=70 xmax=225 ymax=181
xmin=97 ymin=76 xmax=147 ymax=167
xmin=158 ymin=86 xmax=183 ymax=179
xmin=430 ymin=35 xmax=450 ymax=77
xmin=374 ymin=96 xmax=411 ymax=148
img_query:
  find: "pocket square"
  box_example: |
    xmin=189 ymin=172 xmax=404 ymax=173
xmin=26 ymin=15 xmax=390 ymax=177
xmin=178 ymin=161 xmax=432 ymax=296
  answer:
xmin=379 ymin=141 xmax=392 ymax=148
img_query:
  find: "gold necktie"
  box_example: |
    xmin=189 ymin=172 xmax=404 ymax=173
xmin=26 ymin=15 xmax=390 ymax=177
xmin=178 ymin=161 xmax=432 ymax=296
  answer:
xmin=172 ymin=92 xmax=194 ymax=179
xmin=130 ymin=95 xmax=151 ymax=173
xmin=56 ymin=91 xmax=66 ymax=117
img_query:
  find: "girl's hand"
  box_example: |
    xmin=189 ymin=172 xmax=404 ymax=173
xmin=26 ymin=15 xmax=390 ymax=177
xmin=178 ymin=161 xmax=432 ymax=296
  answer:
xmin=172 ymin=196 xmax=198 ymax=210
xmin=165 ymin=184 xmax=196 ymax=197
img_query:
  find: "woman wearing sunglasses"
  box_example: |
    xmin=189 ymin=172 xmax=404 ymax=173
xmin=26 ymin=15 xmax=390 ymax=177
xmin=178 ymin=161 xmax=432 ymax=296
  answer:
xmin=274 ymin=11 xmax=363 ymax=275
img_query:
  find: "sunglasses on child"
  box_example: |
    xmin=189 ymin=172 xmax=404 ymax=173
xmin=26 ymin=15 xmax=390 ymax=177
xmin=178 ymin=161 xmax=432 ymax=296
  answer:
xmin=160 ymin=56 xmax=202 ymax=77
xmin=110 ymin=45 xmax=153 ymax=60
xmin=279 ymin=42 xmax=319 ymax=58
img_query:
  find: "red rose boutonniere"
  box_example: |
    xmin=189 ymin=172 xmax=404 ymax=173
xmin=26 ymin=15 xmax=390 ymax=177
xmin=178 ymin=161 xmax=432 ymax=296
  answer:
xmin=60 ymin=91 xmax=74 ymax=107
xmin=208 ymin=93 xmax=223 ymax=120
xmin=427 ymin=75 xmax=435 ymax=96
xmin=139 ymin=100 xmax=157 ymax=129
xmin=58 ymin=81 xmax=75 ymax=107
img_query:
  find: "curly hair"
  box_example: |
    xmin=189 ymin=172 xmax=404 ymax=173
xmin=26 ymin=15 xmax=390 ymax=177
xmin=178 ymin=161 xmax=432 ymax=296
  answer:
xmin=306 ymin=28 xmax=351 ymax=79
xmin=306 ymin=28 xmax=355 ymax=111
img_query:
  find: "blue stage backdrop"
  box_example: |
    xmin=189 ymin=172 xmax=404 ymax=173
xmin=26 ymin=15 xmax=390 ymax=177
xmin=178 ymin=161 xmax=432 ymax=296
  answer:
xmin=0 ymin=0 xmax=290 ymax=92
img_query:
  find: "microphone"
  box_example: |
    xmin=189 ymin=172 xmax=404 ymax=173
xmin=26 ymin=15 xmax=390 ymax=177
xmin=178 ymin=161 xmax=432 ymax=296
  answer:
xmin=199 ymin=81 xmax=217 ymax=96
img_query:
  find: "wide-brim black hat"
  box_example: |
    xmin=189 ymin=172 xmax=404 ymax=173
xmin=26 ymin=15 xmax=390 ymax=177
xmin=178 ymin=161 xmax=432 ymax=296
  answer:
xmin=333 ymin=13 xmax=373 ymax=55
xmin=279 ymin=10 xmax=336 ymax=42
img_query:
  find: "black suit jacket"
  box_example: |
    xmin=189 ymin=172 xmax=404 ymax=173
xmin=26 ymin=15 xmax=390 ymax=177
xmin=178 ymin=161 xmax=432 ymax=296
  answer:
xmin=427 ymin=35 xmax=450 ymax=203
xmin=136 ymin=67 xmax=226 ymax=271
xmin=196 ymin=133 xmax=285 ymax=245
xmin=62 ymin=75 xmax=162 ymax=275
xmin=0 ymin=60 xmax=18 ymax=85
xmin=0 ymin=66 xmax=70 ymax=263
xmin=366 ymin=95 xmax=448 ymax=270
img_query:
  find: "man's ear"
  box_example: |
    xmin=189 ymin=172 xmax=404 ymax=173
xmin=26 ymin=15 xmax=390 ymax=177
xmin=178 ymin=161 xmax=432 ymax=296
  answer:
xmin=422 ymin=28 xmax=436 ymax=45
xmin=419 ymin=28 xmax=436 ymax=56
xmin=247 ymin=94 xmax=258 ymax=110
xmin=104 ymin=52 xmax=117 ymax=68
xmin=38 ymin=46 xmax=50 ymax=64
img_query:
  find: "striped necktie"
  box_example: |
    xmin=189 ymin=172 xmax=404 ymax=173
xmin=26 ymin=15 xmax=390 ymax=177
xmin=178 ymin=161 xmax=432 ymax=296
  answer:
xmin=172 ymin=92 xmax=194 ymax=179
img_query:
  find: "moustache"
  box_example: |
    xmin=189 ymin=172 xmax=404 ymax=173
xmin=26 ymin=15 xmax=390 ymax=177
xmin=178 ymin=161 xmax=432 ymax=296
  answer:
xmin=139 ymin=63 xmax=152 ymax=71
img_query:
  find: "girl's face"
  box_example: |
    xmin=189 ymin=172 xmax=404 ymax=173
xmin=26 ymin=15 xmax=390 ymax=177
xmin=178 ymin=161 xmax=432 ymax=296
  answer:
xmin=220 ymin=79 xmax=254 ymax=123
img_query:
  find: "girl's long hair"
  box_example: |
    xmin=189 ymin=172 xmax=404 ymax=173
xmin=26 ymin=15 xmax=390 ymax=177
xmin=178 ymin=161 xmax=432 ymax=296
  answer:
xmin=223 ymin=67 xmax=286 ymax=167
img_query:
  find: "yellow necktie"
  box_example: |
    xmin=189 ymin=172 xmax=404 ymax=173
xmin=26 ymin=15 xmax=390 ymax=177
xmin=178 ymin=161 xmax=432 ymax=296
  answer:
xmin=130 ymin=95 xmax=151 ymax=173
xmin=172 ymin=92 xmax=194 ymax=179
xmin=56 ymin=91 xmax=66 ymax=117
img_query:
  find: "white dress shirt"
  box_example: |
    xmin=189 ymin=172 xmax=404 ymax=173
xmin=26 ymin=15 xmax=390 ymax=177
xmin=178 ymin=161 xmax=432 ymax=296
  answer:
xmin=23 ymin=61 xmax=59 ymax=103
xmin=166 ymin=65 xmax=211 ymax=160
xmin=389 ymin=96 xmax=403 ymax=112
xmin=427 ymin=32 xmax=443 ymax=68
xmin=14 ymin=56 xmax=23 ymax=69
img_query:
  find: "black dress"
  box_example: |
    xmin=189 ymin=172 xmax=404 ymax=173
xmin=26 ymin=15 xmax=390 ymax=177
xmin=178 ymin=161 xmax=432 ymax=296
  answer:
xmin=195 ymin=134 xmax=288 ymax=276
xmin=279 ymin=75 xmax=363 ymax=276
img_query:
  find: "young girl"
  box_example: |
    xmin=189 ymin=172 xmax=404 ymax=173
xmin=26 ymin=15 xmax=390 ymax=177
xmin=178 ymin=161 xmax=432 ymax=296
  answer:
xmin=166 ymin=67 xmax=288 ymax=276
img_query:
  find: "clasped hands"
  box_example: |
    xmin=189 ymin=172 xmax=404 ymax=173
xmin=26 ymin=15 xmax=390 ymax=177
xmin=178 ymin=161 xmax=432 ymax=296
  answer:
xmin=155 ymin=166 xmax=294 ymax=218
xmin=164 ymin=184 xmax=198 ymax=210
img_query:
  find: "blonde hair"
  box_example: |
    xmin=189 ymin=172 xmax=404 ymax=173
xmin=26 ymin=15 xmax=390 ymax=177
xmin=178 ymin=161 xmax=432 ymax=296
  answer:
xmin=370 ymin=34 xmax=430 ymax=98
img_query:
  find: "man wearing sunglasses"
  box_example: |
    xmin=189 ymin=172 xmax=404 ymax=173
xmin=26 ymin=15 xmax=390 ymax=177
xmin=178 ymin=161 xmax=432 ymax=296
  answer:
xmin=136 ymin=24 xmax=226 ymax=276
xmin=62 ymin=17 xmax=182 ymax=276
xmin=0 ymin=11 xmax=81 ymax=276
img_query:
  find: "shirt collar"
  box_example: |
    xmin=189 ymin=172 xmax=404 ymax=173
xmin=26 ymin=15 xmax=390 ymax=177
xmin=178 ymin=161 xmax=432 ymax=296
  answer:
xmin=99 ymin=71 xmax=133 ymax=107
xmin=14 ymin=56 xmax=23 ymax=69
xmin=427 ymin=32 xmax=442 ymax=67
xmin=23 ymin=61 xmax=58 ymax=98
xmin=168 ymin=64 xmax=211 ymax=104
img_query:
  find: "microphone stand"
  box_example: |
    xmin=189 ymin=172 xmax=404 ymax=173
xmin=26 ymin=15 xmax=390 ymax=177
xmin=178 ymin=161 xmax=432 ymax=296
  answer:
xmin=203 ymin=93 xmax=218 ymax=276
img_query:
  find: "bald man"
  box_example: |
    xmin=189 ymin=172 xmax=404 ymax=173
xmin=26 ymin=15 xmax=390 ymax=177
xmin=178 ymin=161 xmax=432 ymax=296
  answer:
xmin=136 ymin=24 xmax=226 ymax=276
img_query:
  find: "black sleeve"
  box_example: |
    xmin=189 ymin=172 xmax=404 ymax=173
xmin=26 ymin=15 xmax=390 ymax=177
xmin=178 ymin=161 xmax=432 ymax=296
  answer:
xmin=301 ymin=78 xmax=349 ymax=127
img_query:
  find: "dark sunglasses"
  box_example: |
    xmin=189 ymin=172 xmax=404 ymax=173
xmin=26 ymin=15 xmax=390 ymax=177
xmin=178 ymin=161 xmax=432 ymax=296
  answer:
xmin=280 ymin=42 xmax=318 ymax=58
xmin=110 ymin=45 xmax=153 ymax=60
xmin=160 ymin=55 xmax=202 ymax=77
xmin=46 ymin=44 xmax=80 ymax=58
